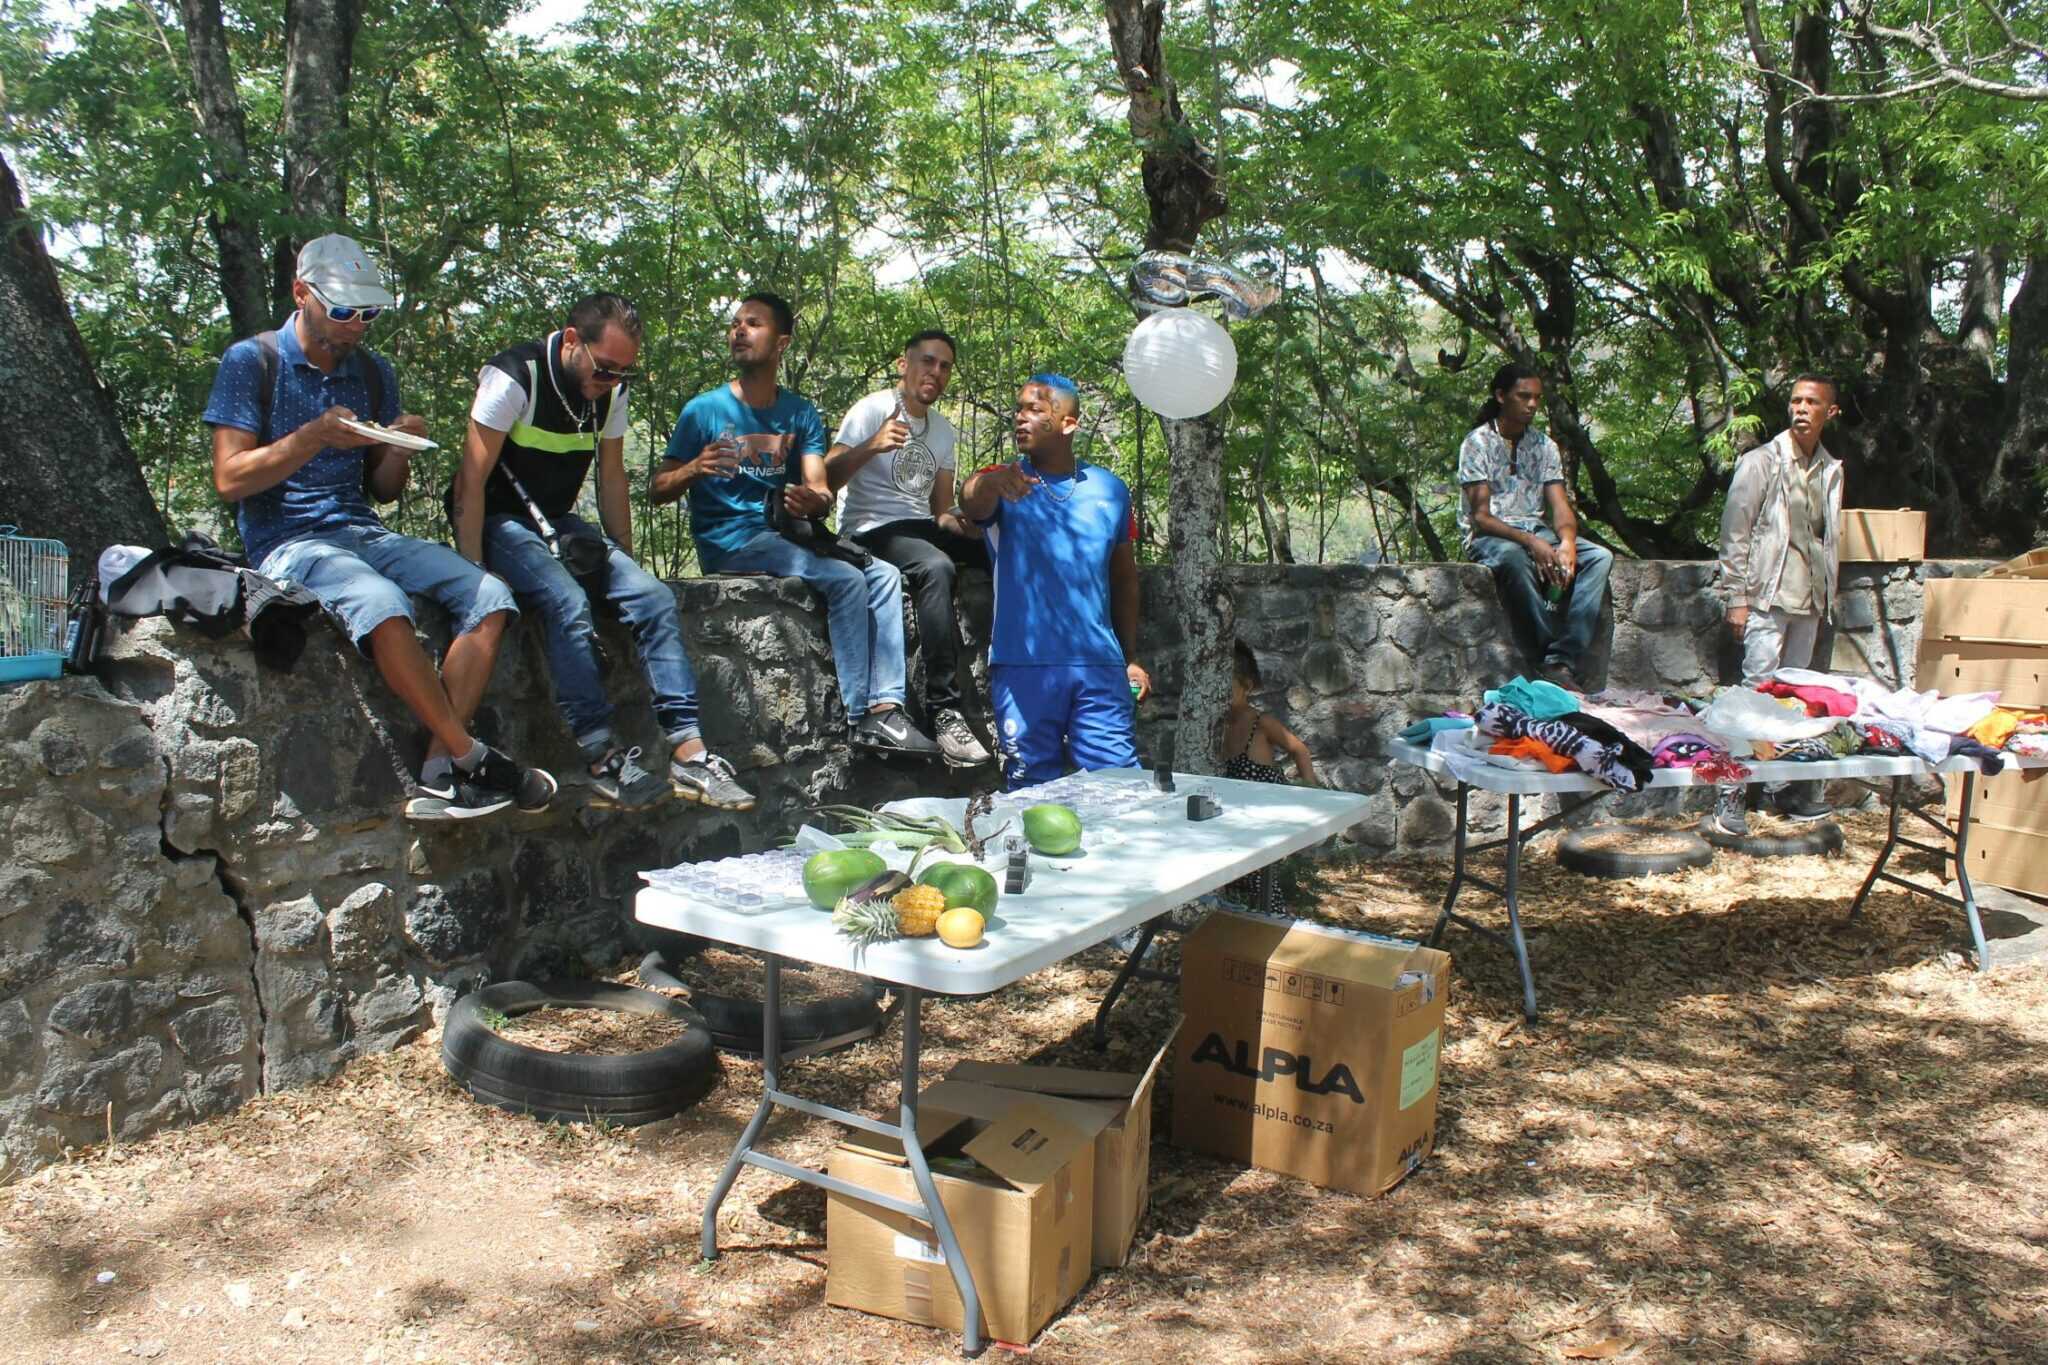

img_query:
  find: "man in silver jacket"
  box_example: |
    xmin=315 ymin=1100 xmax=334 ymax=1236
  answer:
xmin=1713 ymin=374 xmax=1844 ymax=834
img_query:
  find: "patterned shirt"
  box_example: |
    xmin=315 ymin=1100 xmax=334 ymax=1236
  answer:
xmin=1455 ymin=422 xmax=1564 ymax=547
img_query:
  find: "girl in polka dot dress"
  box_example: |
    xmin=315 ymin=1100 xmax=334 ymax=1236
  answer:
xmin=1223 ymin=642 xmax=1318 ymax=786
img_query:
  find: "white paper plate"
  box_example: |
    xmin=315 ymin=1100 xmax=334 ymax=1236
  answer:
xmin=341 ymin=418 xmax=437 ymax=451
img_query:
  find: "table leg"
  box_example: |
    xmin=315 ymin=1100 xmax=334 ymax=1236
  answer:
xmin=896 ymin=990 xmax=982 ymax=1353
xmin=700 ymin=954 xmax=785 ymax=1262
xmin=1847 ymin=776 xmax=1904 ymax=922
xmin=1953 ymin=772 xmax=1990 ymax=972
xmin=1501 ymin=793 xmax=1537 ymax=1023
xmin=1427 ymin=782 xmax=1471 ymax=947
xmin=1091 ymin=918 xmax=1164 ymax=1050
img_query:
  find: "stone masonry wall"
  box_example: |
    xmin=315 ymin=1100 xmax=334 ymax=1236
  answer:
xmin=0 ymin=557 xmax=1982 ymax=1175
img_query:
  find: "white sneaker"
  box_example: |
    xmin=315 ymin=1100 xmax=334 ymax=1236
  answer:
xmin=934 ymin=709 xmax=992 ymax=767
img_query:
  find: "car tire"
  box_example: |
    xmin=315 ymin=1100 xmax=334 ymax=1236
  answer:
xmin=1556 ymin=825 xmax=1716 ymax=878
xmin=441 ymin=979 xmax=718 ymax=1126
xmin=1698 ymin=818 xmax=1846 ymax=858
xmin=637 ymin=950 xmax=886 ymax=1057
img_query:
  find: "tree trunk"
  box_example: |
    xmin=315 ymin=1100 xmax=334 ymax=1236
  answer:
xmin=1106 ymin=0 xmax=1232 ymax=773
xmin=0 ymin=153 xmax=168 ymax=559
xmin=1990 ymin=253 xmax=2048 ymax=523
xmin=280 ymin=0 xmax=361 ymax=277
xmin=175 ymin=0 xmax=273 ymax=336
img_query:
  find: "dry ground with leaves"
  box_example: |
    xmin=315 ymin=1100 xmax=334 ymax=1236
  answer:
xmin=5 ymin=808 xmax=2047 ymax=1364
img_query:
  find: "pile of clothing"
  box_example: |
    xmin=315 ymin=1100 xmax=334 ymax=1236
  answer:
xmin=1400 ymin=669 xmax=2047 ymax=791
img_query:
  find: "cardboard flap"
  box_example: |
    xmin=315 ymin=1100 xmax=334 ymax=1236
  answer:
xmin=919 ymin=1078 xmax=1119 ymax=1141
xmin=949 ymin=1060 xmax=1139 ymax=1102
xmin=838 ymin=1109 xmax=974 ymax=1166
xmin=960 ymin=1100 xmax=1091 ymax=1192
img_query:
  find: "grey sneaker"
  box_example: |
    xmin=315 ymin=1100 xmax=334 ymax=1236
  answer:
xmin=407 ymin=761 xmax=512 ymax=822
xmin=1711 ymin=786 xmax=1748 ymax=838
xmin=672 ymin=752 xmax=756 ymax=811
xmin=587 ymin=745 xmax=669 ymax=811
xmin=850 ymin=706 xmax=941 ymax=757
xmin=934 ymin=709 xmax=992 ymax=767
xmin=469 ymin=745 xmax=558 ymax=813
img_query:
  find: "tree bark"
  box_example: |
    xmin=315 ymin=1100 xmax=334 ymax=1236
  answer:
xmin=280 ymin=0 xmax=361 ymax=278
xmin=0 ymin=152 xmax=168 ymax=559
xmin=1106 ymin=0 xmax=1232 ymax=773
xmin=175 ymin=0 xmax=273 ymax=336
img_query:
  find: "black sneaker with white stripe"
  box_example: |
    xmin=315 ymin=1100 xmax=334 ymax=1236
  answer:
xmin=469 ymin=745 xmax=558 ymax=812
xmin=850 ymin=706 xmax=941 ymax=757
xmin=587 ymin=745 xmax=669 ymax=811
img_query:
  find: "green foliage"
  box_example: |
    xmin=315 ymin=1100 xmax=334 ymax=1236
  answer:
xmin=3 ymin=0 xmax=2043 ymax=565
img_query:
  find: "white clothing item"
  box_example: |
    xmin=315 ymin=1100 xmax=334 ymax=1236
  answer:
xmin=470 ymin=348 xmax=628 ymax=439
xmin=96 ymin=545 xmax=150 ymax=599
xmin=1697 ymin=687 xmax=1843 ymax=745
xmin=1430 ymin=725 xmax=1508 ymax=785
xmin=1741 ymin=606 xmax=1821 ymax=687
xmin=833 ymin=388 xmax=958 ymax=536
xmin=1717 ymin=429 xmax=1843 ymax=615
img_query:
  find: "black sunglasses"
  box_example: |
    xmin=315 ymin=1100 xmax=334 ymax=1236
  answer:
xmin=304 ymin=281 xmax=383 ymax=323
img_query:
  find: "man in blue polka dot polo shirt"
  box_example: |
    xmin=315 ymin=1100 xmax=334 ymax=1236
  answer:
xmin=203 ymin=234 xmax=557 ymax=821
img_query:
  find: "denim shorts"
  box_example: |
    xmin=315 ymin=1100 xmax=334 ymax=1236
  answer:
xmin=260 ymin=523 xmax=518 ymax=649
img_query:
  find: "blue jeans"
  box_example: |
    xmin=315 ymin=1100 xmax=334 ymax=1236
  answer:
xmin=1467 ymin=528 xmax=1613 ymax=670
xmin=702 ymin=529 xmax=907 ymax=718
xmin=260 ymin=523 xmax=517 ymax=649
xmin=990 ymin=663 xmax=1140 ymax=789
xmin=484 ymin=513 xmax=700 ymax=754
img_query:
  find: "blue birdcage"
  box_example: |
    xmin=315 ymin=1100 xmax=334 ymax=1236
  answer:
xmin=0 ymin=526 xmax=68 ymax=683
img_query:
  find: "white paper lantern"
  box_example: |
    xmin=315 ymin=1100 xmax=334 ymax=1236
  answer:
xmin=1122 ymin=308 xmax=1238 ymax=419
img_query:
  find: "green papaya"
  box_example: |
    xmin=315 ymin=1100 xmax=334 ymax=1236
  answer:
xmin=802 ymin=849 xmax=888 ymax=910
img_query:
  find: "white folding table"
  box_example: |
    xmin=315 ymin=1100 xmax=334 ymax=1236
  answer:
xmin=633 ymin=770 xmax=1370 ymax=1354
xmin=1386 ymin=737 xmax=2046 ymax=1022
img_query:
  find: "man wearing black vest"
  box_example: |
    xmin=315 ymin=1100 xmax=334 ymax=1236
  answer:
xmin=450 ymin=293 xmax=754 ymax=812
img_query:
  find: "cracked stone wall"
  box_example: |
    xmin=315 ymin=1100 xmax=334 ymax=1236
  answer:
xmin=0 ymin=557 xmax=1977 ymax=1174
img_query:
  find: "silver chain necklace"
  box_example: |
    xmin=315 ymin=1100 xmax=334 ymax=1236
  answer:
xmin=1023 ymin=457 xmax=1077 ymax=502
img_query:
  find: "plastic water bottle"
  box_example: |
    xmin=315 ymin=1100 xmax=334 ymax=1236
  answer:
xmin=715 ymin=422 xmax=740 ymax=480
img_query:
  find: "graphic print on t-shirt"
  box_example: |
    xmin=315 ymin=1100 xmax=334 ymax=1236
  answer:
xmin=892 ymin=433 xmax=938 ymax=499
xmin=733 ymin=431 xmax=795 ymax=477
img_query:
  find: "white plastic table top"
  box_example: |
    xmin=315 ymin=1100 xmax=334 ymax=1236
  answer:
xmin=1385 ymin=736 xmax=2045 ymax=795
xmin=633 ymin=770 xmax=1371 ymax=996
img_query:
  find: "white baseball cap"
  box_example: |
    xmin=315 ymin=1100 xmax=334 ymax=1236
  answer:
xmin=295 ymin=234 xmax=397 ymax=309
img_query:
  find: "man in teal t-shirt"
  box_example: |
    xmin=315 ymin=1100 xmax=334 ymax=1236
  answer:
xmin=651 ymin=292 xmax=937 ymax=757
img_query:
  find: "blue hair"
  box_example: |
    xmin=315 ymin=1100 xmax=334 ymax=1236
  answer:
xmin=1027 ymin=372 xmax=1080 ymax=416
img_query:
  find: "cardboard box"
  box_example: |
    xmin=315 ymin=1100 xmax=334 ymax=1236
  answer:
xmin=1171 ymin=909 xmax=1449 ymax=1197
xmin=1920 ymin=577 xmax=2048 ymax=709
xmin=1839 ymin=508 xmax=1927 ymax=562
xmin=1945 ymin=766 xmax=2048 ymax=898
xmin=825 ymin=1093 xmax=1095 ymax=1345
xmin=947 ymin=1026 xmax=1175 ymax=1268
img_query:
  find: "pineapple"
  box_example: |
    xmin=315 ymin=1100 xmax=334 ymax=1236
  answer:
xmin=891 ymin=884 xmax=948 ymax=937
xmin=832 ymin=883 xmax=949 ymax=946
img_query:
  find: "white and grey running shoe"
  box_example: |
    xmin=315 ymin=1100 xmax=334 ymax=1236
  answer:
xmin=933 ymin=708 xmax=992 ymax=767
xmin=672 ymin=752 xmax=756 ymax=810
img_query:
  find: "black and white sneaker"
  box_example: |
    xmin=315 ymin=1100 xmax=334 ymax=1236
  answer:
xmin=587 ymin=746 xmax=670 ymax=811
xmin=933 ymin=708 xmax=992 ymax=767
xmin=671 ymin=752 xmax=756 ymax=810
xmin=469 ymin=745 xmax=558 ymax=813
xmin=1709 ymin=787 xmax=1748 ymax=839
xmin=850 ymin=706 xmax=941 ymax=757
xmin=405 ymin=774 xmax=510 ymax=823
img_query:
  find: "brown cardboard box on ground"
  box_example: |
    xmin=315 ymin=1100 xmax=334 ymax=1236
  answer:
xmin=1171 ymin=909 xmax=1449 ymax=1197
xmin=946 ymin=1025 xmax=1176 ymax=1268
xmin=825 ymin=1091 xmax=1095 ymax=1346
xmin=1839 ymin=508 xmax=1927 ymax=562
xmin=1945 ymin=766 xmax=2048 ymax=899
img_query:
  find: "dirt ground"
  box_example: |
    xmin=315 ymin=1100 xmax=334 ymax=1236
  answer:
xmin=6 ymin=808 xmax=2047 ymax=1364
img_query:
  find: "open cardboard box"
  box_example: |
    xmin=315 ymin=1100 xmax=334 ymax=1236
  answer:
xmin=1839 ymin=508 xmax=1926 ymax=562
xmin=826 ymin=1089 xmax=1096 ymax=1346
xmin=1172 ymin=909 xmax=1449 ymax=1197
xmin=946 ymin=1023 xmax=1177 ymax=1268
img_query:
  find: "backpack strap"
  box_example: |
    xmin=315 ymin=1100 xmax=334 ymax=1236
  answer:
xmin=253 ymin=328 xmax=386 ymax=436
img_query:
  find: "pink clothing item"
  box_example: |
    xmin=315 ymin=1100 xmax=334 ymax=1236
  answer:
xmin=1758 ymin=679 xmax=1856 ymax=717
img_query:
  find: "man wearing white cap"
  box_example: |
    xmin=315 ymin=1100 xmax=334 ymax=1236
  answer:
xmin=203 ymin=233 xmax=556 ymax=820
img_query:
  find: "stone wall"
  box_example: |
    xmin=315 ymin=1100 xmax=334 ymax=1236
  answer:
xmin=0 ymin=557 xmax=1980 ymax=1175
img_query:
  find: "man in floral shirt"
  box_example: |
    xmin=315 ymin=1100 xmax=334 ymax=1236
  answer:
xmin=1457 ymin=363 xmax=1613 ymax=688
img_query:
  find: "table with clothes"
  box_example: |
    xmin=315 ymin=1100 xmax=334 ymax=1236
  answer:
xmin=1389 ymin=672 xmax=2048 ymax=1020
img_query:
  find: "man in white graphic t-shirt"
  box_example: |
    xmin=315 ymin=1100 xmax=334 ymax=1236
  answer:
xmin=825 ymin=329 xmax=992 ymax=767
